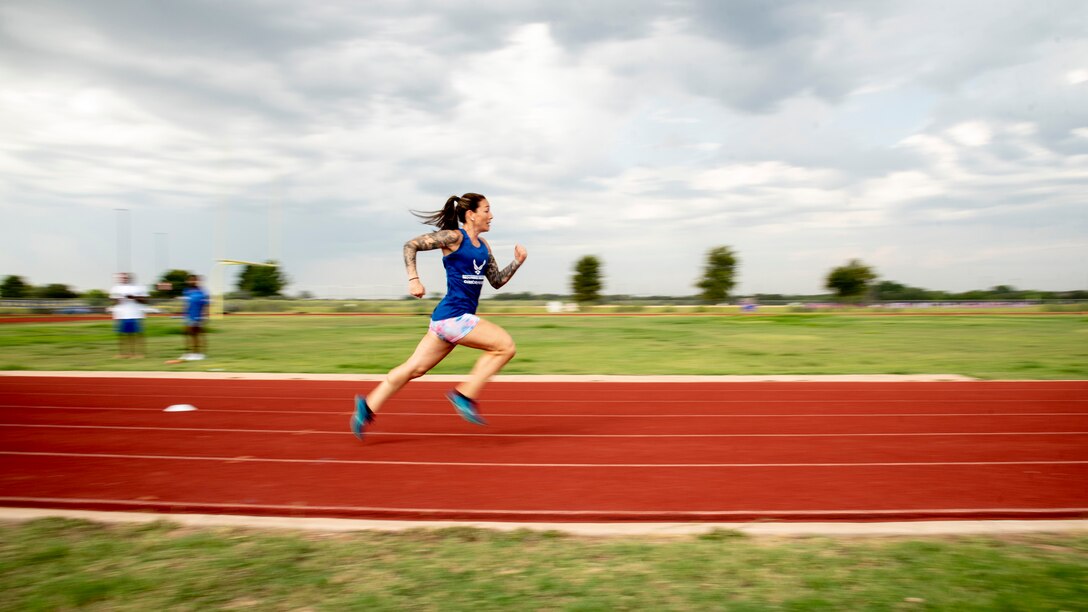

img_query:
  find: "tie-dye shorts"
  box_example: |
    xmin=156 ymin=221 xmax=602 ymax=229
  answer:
xmin=428 ymin=313 xmax=480 ymax=344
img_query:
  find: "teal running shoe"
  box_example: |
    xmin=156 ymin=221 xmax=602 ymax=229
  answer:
xmin=446 ymin=390 xmax=486 ymax=426
xmin=351 ymin=395 xmax=376 ymax=441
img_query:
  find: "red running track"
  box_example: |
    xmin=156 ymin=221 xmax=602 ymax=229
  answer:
xmin=1 ymin=376 xmax=1086 ymax=522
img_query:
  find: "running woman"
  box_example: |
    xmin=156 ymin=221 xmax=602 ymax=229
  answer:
xmin=351 ymin=193 xmax=527 ymax=440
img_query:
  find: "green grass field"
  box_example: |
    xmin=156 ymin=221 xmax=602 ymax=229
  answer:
xmin=1 ymin=519 xmax=1086 ymax=611
xmin=1 ymin=313 xmax=1086 ymax=378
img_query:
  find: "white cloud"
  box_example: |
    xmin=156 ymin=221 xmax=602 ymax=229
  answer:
xmin=447 ymin=23 xmax=630 ymax=183
xmin=1066 ymin=69 xmax=1088 ymax=85
xmin=857 ymin=170 xmax=944 ymax=206
xmin=946 ymin=121 xmax=993 ymax=147
xmin=692 ymin=162 xmax=839 ymax=192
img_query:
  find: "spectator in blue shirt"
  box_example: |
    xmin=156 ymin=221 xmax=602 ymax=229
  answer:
xmin=179 ymin=274 xmax=209 ymax=361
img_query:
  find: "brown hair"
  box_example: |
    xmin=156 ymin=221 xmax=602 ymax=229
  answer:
xmin=412 ymin=193 xmax=487 ymax=230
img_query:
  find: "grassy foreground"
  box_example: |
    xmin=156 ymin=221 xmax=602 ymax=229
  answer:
xmin=1 ymin=519 xmax=1085 ymax=611
xmin=1 ymin=313 xmax=1086 ymax=379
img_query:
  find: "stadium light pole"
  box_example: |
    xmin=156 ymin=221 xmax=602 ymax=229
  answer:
xmin=155 ymin=232 xmax=168 ymax=274
xmin=115 ymin=208 xmax=131 ymax=274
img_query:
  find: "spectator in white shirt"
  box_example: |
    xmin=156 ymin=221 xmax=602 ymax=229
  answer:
xmin=109 ymin=272 xmax=149 ymax=358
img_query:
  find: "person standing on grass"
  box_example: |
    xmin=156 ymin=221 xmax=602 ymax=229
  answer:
xmin=351 ymin=193 xmax=527 ymax=440
xmin=108 ymin=272 xmax=149 ymax=359
xmin=179 ymin=274 xmax=209 ymax=361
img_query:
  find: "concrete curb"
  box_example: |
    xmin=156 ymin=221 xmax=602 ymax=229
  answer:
xmin=2 ymin=508 xmax=1086 ymax=537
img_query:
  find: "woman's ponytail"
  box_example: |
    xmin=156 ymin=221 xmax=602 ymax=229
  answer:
xmin=441 ymin=196 xmax=461 ymax=230
xmin=412 ymin=193 xmax=486 ymax=231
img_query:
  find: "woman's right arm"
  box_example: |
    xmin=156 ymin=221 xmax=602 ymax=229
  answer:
xmin=402 ymin=230 xmax=461 ymax=298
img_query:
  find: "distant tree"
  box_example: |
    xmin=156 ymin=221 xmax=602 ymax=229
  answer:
xmin=987 ymin=285 xmax=1025 ymax=300
xmin=152 ymin=269 xmax=194 ymax=299
xmin=82 ymin=289 xmax=110 ymax=308
xmin=825 ymin=259 xmax=878 ymax=302
xmin=873 ymin=280 xmax=934 ymax=302
xmin=955 ymin=289 xmax=991 ymax=301
xmin=1 ymin=275 xmax=30 ymax=298
xmin=695 ymin=246 xmax=739 ymax=304
xmin=571 ymin=256 xmax=603 ymax=303
xmin=237 ymin=260 xmax=288 ymax=297
xmin=33 ymin=283 xmax=79 ymax=299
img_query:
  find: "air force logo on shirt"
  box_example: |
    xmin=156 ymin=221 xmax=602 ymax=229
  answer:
xmin=462 ymin=259 xmax=486 ymax=285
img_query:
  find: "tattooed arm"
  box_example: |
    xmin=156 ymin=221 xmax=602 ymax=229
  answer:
xmin=483 ymin=242 xmax=528 ymax=289
xmin=403 ymin=230 xmax=462 ymax=298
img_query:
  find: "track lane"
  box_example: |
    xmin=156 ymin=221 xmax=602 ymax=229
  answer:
xmin=1 ymin=455 xmax=1085 ymax=521
xmin=3 ymin=378 xmax=1087 ymax=402
xmin=2 ymin=408 xmax=1085 ymax=435
xmin=3 ymin=426 xmax=1086 ymax=464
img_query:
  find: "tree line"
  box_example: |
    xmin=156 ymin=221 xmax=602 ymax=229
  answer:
xmin=4 ymin=254 xmax=1084 ymax=303
xmin=567 ymin=250 xmax=1087 ymax=304
xmin=569 ymin=247 xmax=739 ymax=303
xmin=1 ymin=260 xmax=289 ymax=301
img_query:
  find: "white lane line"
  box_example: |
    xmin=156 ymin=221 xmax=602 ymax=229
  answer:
xmin=3 ymin=451 xmax=1087 ymax=468
xmin=5 ymin=405 xmax=1088 ymax=418
xmin=3 ymin=496 xmax=1085 ymax=518
xmin=2 ymin=423 xmax=1088 ymax=437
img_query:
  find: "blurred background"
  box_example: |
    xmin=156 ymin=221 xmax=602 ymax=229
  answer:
xmin=1 ymin=0 xmax=1085 ymax=305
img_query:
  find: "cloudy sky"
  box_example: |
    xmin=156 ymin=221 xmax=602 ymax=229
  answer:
xmin=1 ymin=0 xmax=1085 ymax=298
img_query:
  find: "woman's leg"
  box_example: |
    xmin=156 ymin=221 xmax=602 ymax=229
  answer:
xmin=454 ymin=318 xmax=516 ymax=399
xmin=367 ymin=332 xmax=455 ymax=412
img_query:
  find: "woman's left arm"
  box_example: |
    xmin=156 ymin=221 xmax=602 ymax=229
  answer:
xmin=484 ymin=243 xmax=527 ymax=289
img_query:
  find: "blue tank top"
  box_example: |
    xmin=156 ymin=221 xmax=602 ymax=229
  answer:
xmin=431 ymin=229 xmax=490 ymax=321
xmin=183 ymin=287 xmax=209 ymax=320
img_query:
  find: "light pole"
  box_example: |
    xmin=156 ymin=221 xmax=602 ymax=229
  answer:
xmin=115 ymin=208 xmax=131 ymax=273
xmin=155 ymin=232 xmax=169 ymax=271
